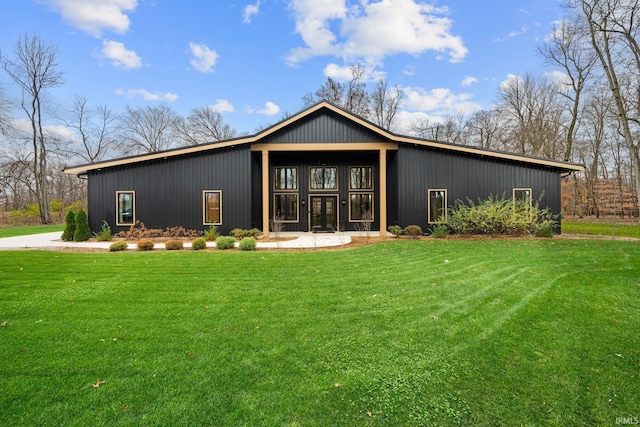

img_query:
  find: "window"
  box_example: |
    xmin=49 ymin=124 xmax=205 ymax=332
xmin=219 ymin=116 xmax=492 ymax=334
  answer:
xmin=275 ymin=167 xmax=297 ymax=190
xmin=350 ymin=167 xmax=373 ymax=190
xmin=513 ymin=188 xmax=532 ymax=214
xmin=428 ymin=189 xmax=447 ymax=223
xmin=310 ymin=167 xmax=337 ymax=190
xmin=350 ymin=193 xmax=373 ymax=222
xmin=203 ymin=190 xmax=222 ymax=225
xmin=116 ymin=191 xmax=135 ymax=226
xmin=274 ymin=194 xmax=298 ymax=222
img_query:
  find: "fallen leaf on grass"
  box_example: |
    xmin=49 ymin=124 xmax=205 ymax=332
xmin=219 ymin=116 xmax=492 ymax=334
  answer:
xmin=367 ymin=411 xmax=373 ymax=417
xmin=615 ymin=353 xmax=624 ymax=358
xmin=91 ymin=379 xmax=106 ymax=388
xmin=431 ymin=316 xmax=439 ymax=320
xmin=1 ymin=321 xmax=7 ymax=327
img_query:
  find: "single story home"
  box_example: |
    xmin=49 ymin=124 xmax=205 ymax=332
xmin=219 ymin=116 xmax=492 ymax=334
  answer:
xmin=64 ymin=101 xmax=584 ymax=236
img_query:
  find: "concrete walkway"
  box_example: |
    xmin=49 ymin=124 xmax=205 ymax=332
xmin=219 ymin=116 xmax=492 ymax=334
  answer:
xmin=0 ymin=231 xmax=356 ymax=250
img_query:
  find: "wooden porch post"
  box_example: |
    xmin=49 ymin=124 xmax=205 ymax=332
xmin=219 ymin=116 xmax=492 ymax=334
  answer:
xmin=379 ymin=148 xmax=387 ymax=237
xmin=262 ymin=150 xmax=270 ymax=237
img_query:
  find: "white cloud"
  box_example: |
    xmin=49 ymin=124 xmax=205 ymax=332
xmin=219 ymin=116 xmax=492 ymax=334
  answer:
xmin=189 ymin=42 xmax=219 ymax=73
xmin=461 ymin=76 xmax=478 ymax=87
xmin=44 ymin=0 xmax=138 ymax=37
xmin=115 ymin=88 xmax=178 ymax=102
xmin=403 ymin=86 xmax=480 ymax=114
xmin=11 ymin=118 xmax=79 ymax=142
xmin=247 ymin=101 xmax=280 ymax=116
xmin=209 ymin=99 xmax=235 ymax=113
xmin=287 ymin=0 xmax=467 ymax=66
xmin=99 ymin=40 xmax=141 ymax=69
xmin=243 ymin=1 xmax=260 ymax=24
xmin=323 ymin=63 xmax=385 ymax=82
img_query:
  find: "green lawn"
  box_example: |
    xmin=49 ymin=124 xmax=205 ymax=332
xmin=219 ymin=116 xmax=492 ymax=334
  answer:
xmin=563 ymin=220 xmax=640 ymax=238
xmin=1 ymin=240 xmax=638 ymax=426
xmin=0 ymin=223 xmax=64 ymax=238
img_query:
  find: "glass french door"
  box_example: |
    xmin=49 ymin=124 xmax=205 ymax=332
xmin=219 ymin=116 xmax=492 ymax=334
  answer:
xmin=310 ymin=196 xmax=337 ymax=232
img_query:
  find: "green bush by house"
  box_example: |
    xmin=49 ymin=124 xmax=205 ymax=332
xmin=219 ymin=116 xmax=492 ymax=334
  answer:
xmin=73 ymin=210 xmax=91 ymax=242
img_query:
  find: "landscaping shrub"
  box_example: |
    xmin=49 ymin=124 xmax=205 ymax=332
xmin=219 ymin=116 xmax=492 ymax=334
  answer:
xmin=109 ymin=241 xmax=128 ymax=252
xmin=534 ymin=221 xmax=555 ymax=238
xmin=61 ymin=210 xmax=76 ymax=241
xmin=404 ymin=225 xmax=423 ymax=239
xmin=94 ymin=220 xmax=113 ymax=241
xmin=215 ymin=236 xmax=236 ymax=250
xmin=164 ymin=240 xmax=183 ymax=250
xmin=136 ymin=239 xmax=155 ymax=251
xmin=191 ymin=237 xmax=207 ymax=250
xmin=230 ymin=228 xmax=249 ymax=240
xmin=73 ymin=209 xmax=92 ymax=242
xmin=239 ymin=237 xmax=257 ymax=251
xmin=116 ymin=222 xmax=200 ymax=239
xmin=431 ymin=223 xmax=450 ymax=238
xmin=388 ymin=225 xmax=403 ymax=237
xmin=231 ymin=228 xmax=263 ymax=240
xmin=447 ymin=194 xmax=558 ymax=236
xmin=203 ymin=225 xmax=218 ymax=241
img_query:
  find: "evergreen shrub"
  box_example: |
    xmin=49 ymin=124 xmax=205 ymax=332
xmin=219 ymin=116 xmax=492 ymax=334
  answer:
xmin=239 ymin=237 xmax=257 ymax=251
xmin=73 ymin=210 xmax=92 ymax=242
xmin=388 ymin=225 xmax=403 ymax=237
xmin=109 ymin=241 xmax=128 ymax=252
xmin=404 ymin=225 xmax=423 ymax=239
xmin=94 ymin=220 xmax=113 ymax=241
xmin=61 ymin=210 xmax=76 ymax=241
xmin=137 ymin=239 xmax=155 ymax=251
xmin=215 ymin=236 xmax=236 ymax=250
xmin=164 ymin=240 xmax=183 ymax=250
xmin=191 ymin=237 xmax=207 ymax=250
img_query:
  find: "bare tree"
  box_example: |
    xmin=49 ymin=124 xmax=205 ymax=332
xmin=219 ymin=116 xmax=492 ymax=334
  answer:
xmin=370 ymin=78 xmax=403 ymax=130
xmin=465 ymin=109 xmax=503 ymax=149
xmin=572 ymin=0 xmax=640 ymax=218
xmin=58 ymin=95 xmax=118 ymax=163
xmin=539 ymin=18 xmax=598 ymax=161
xmin=118 ymin=105 xmax=179 ymax=154
xmin=0 ymin=33 xmax=64 ymax=224
xmin=0 ymin=84 xmax=13 ymax=135
xmin=302 ymin=64 xmax=371 ymax=120
xmin=174 ymin=106 xmax=236 ymax=146
xmin=496 ymin=73 xmax=565 ymax=158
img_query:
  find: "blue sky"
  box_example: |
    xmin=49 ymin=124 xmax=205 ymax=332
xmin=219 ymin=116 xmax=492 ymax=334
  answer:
xmin=0 ymin=0 xmax=566 ymax=136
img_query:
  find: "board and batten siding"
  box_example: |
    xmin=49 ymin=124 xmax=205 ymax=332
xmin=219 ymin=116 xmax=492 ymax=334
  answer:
xmin=87 ymin=146 xmax=252 ymax=235
xmin=393 ymin=145 xmax=562 ymax=231
xmin=262 ymin=111 xmax=388 ymax=144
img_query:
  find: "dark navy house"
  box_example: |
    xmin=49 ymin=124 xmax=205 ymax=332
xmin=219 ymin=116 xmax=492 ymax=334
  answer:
xmin=64 ymin=102 xmax=583 ymax=236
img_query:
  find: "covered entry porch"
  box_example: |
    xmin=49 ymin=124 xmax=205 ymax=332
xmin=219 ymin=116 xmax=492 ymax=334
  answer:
xmin=251 ymin=143 xmax=397 ymax=236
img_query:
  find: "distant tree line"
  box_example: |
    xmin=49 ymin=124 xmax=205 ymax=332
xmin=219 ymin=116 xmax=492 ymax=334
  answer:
xmin=1 ymin=0 xmax=639 ymax=225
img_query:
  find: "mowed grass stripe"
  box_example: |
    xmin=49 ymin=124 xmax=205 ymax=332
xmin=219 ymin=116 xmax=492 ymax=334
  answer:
xmin=0 ymin=239 xmax=638 ymax=426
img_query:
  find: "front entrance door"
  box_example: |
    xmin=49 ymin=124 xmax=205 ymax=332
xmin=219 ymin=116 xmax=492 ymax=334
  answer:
xmin=310 ymin=196 xmax=337 ymax=232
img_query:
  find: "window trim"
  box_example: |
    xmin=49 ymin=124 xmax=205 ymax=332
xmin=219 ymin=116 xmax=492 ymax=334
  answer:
xmin=116 ymin=190 xmax=136 ymax=226
xmin=349 ymin=192 xmax=374 ymax=222
xmin=349 ymin=166 xmax=374 ymax=190
xmin=273 ymin=193 xmax=299 ymax=223
xmin=513 ymin=187 xmax=532 ymax=215
xmin=309 ymin=166 xmax=338 ymax=191
xmin=427 ymin=189 xmax=447 ymax=224
xmin=202 ymin=190 xmax=223 ymax=226
xmin=274 ymin=166 xmax=298 ymax=191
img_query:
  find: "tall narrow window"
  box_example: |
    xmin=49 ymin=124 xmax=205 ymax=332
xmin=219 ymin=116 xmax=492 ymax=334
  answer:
xmin=275 ymin=167 xmax=297 ymax=190
xmin=428 ymin=189 xmax=447 ymax=223
xmin=350 ymin=167 xmax=373 ymax=190
xmin=203 ymin=190 xmax=222 ymax=225
xmin=350 ymin=193 xmax=373 ymax=222
xmin=310 ymin=167 xmax=337 ymax=190
xmin=116 ymin=191 xmax=135 ymax=226
xmin=274 ymin=194 xmax=298 ymax=222
xmin=513 ymin=188 xmax=532 ymax=214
